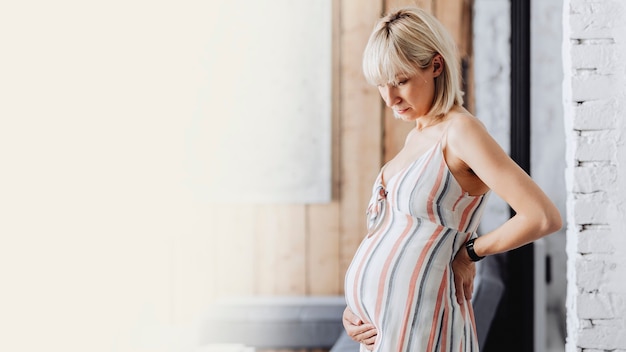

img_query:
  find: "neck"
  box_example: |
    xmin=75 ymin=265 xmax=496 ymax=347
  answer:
xmin=415 ymin=116 xmax=440 ymax=131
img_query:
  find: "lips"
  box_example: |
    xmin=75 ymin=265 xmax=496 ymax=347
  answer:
xmin=395 ymin=108 xmax=410 ymax=114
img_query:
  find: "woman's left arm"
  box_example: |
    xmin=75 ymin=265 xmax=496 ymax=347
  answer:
xmin=450 ymin=115 xmax=562 ymax=257
xmin=448 ymin=114 xmax=562 ymax=305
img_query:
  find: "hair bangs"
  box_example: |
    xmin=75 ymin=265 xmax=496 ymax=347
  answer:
xmin=362 ymin=31 xmax=419 ymax=86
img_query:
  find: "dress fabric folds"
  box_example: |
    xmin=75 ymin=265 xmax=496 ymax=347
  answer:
xmin=345 ymin=140 xmax=489 ymax=352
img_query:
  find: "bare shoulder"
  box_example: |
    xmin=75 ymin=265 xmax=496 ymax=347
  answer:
xmin=442 ymin=107 xmax=511 ymax=181
xmin=446 ymin=110 xmax=486 ymax=134
xmin=443 ymin=109 xmax=491 ymax=151
xmin=440 ymin=109 xmax=495 ymax=195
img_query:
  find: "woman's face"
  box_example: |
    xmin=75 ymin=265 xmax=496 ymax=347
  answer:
xmin=376 ymin=56 xmax=442 ymax=121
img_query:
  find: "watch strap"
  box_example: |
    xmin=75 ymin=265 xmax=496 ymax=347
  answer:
xmin=465 ymin=238 xmax=484 ymax=262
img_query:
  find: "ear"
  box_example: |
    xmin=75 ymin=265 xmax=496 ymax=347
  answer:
xmin=432 ymin=54 xmax=443 ymax=78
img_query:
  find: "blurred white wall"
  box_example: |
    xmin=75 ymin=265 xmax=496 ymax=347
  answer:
xmin=530 ymin=0 xmax=567 ymax=344
xmin=190 ymin=0 xmax=332 ymax=203
xmin=473 ymin=0 xmax=511 ymax=234
xmin=0 ymin=1 xmax=330 ymax=351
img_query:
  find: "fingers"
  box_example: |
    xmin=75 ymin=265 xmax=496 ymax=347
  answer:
xmin=349 ymin=325 xmax=378 ymax=347
xmin=348 ymin=322 xmax=376 ymax=339
xmin=455 ymin=275 xmax=474 ymax=304
xmin=355 ymin=325 xmax=377 ymax=339
xmin=464 ymin=279 xmax=471 ymax=299
xmin=454 ymin=274 xmax=465 ymax=305
xmin=343 ymin=317 xmax=377 ymax=345
xmin=341 ymin=307 xmax=379 ymax=349
xmin=343 ymin=318 xmax=364 ymax=336
xmin=343 ymin=313 xmax=375 ymax=337
xmin=343 ymin=319 xmax=368 ymax=335
xmin=343 ymin=306 xmax=362 ymax=325
xmin=364 ymin=340 xmax=376 ymax=351
xmin=362 ymin=333 xmax=377 ymax=344
xmin=452 ymin=252 xmax=477 ymax=305
xmin=456 ymin=284 xmax=465 ymax=305
xmin=361 ymin=332 xmax=378 ymax=350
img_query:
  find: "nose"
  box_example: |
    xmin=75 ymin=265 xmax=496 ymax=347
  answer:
xmin=379 ymin=85 xmax=400 ymax=107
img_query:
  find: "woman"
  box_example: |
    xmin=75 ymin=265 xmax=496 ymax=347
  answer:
xmin=342 ymin=7 xmax=561 ymax=351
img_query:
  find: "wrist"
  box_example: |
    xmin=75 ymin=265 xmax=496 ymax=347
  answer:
xmin=465 ymin=238 xmax=485 ymax=262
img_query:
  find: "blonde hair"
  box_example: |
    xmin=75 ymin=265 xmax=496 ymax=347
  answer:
xmin=362 ymin=7 xmax=463 ymax=117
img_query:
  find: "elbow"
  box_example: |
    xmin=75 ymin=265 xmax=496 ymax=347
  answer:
xmin=539 ymin=206 xmax=562 ymax=235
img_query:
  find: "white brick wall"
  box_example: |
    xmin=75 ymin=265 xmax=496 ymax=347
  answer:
xmin=564 ymin=0 xmax=626 ymax=351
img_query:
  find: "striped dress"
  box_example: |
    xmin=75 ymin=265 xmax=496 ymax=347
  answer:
xmin=344 ymin=139 xmax=489 ymax=352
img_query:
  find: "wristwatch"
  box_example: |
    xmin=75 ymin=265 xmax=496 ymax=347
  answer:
xmin=465 ymin=238 xmax=485 ymax=262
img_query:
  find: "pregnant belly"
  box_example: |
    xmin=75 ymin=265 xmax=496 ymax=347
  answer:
xmin=344 ymin=219 xmax=454 ymax=326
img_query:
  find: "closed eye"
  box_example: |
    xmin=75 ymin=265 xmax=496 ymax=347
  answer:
xmin=396 ymin=78 xmax=409 ymax=86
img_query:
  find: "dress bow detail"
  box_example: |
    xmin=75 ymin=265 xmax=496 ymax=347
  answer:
xmin=366 ymin=185 xmax=388 ymax=236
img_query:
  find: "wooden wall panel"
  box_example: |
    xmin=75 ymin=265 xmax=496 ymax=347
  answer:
xmin=338 ymin=0 xmax=385 ymax=293
xmin=307 ymin=203 xmax=341 ymax=295
xmin=387 ymin=0 xmax=434 ymax=12
xmin=462 ymin=0 xmax=475 ymax=114
xmin=254 ymin=205 xmax=307 ymax=295
xmin=434 ymin=0 xmax=471 ymax=57
xmin=435 ymin=0 xmax=475 ymax=113
xmin=271 ymin=206 xmax=308 ymax=294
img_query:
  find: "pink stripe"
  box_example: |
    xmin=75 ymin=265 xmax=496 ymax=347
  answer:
xmin=397 ymin=225 xmax=444 ymax=351
xmin=427 ymin=267 xmax=449 ymax=351
xmin=374 ymin=215 xmax=415 ymax=322
xmin=458 ymin=196 xmax=480 ymax=232
xmin=468 ymin=303 xmax=478 ymax=341
xmin=371 ymin=145 xmax=437 ymax=326
xmin=459 ymin=296 xmax=467 ymax=318
xmin=427 ymin=159 xmax=446 ymax=223
xmin=351 ymin=235 xmax=380 ymax=323
xmin=351 ymin=202 xmax=395 ymax=322
xmin=459 ymin=300 xmax=467 ymax=352
xmin=451 ymin=194 xmax=464 ymax=212
xmin=408 ymin=144 xmax=439 ymax=196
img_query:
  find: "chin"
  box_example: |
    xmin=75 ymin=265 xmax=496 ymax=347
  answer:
xmin=393 ymin=111 xmax=407 ymax=120
xmin=394 ymin=112 xmax=416 ymax=122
